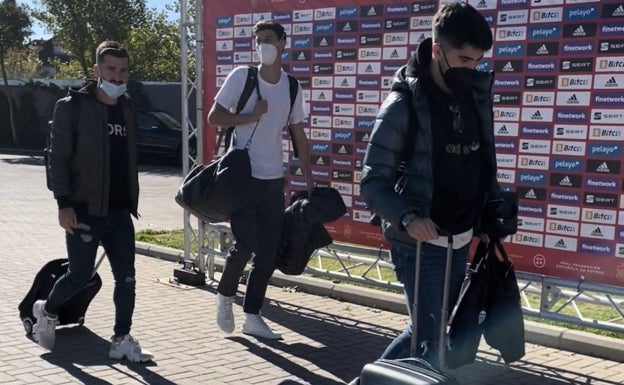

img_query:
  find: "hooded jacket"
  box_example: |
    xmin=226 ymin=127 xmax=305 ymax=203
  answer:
xmin=360 ymin=38 xmax=500 ymax=246
xmin=49 ymin=81 xmax=139 ymax=217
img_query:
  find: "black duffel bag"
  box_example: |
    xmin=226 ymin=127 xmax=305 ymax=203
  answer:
xmin=175 ymin=148 xmax=252 ymax=223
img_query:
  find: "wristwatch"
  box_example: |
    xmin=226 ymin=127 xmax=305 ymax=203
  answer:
xmin=401 ymin=212 xmax=418 ymax=229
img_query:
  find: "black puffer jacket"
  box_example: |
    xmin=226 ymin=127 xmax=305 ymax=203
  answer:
xmin=360 ymin=38 xmax=500 ymax=246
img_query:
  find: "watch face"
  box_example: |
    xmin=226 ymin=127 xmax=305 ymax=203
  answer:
xmin=402 ymin=213 xmax=416 ymax=226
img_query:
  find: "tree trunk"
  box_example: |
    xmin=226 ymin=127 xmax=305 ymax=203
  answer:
xmin=0 ymin=55 xmax=18 ymax=145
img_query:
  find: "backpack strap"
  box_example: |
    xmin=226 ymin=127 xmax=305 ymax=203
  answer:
xmin=287 ymin=74 xmax=298 ymax=117
xmin=219 ymin=66 xmax=259 ymax=154
xmin=236 ymin=66 xmax=260 ymax=113
xmin=286 ymin=74 xmax=301 ymax=157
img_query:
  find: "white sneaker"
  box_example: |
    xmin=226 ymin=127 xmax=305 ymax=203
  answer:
xmin=242 ymin=313 xmax=282 ymax=340
xmin=32 ymin=300 xmax=57 ymax=350
xmin=108 ymin=335 xmax=153 ymax=362
xmin=216 ymin=293 xmax=235 ymax=333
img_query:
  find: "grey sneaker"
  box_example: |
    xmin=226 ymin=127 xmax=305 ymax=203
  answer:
xmin=242 ymin=313 xmax=281 ymax=340
xmin=32 ymin=300 xmax=57 ymax=350
xmin=108 ymin=335 xmax=154 ymax=362
xmin=216 ymin=293 xmax=235 ymax=333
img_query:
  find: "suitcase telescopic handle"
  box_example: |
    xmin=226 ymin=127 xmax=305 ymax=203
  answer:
xmin=409 ymin=234 xmax=453 ymax=370
xmin=91 ymin=250 xmax=107 ymax=279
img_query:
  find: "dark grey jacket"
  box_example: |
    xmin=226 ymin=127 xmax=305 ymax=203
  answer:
xmin=360 ymin=46 xmax=500 ymax=246
xmin=49 ymin=81 xmax=139 ymax=217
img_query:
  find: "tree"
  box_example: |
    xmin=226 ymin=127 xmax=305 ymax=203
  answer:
xmin=34 ymin=0 xmax=147 ymax=78
xmin=0 ymin=0 xmax=32 ymax=144
xmin=3 ymin=45 xmax=40 ymax=79
xmin=125 ymin=8 xmax=182 ymax=82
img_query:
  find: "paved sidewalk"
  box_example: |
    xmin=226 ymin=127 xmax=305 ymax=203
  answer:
xmin=2 ymin=153 xmax=624 ymax=384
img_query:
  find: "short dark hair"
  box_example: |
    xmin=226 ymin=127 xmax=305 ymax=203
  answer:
xmin=432 ymin=2 xmax=493 ymax=51
xmin=96 ymin=40 xmax=129 ymax=64
xmin=252 ymin=20 xmax=286 ymax=41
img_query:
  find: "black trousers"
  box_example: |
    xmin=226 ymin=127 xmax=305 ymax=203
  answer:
xmin=217 ymin=177 xmax=285 ymax=314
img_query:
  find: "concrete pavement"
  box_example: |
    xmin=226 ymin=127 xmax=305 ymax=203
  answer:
xmin=2 ymin=153 xmax=624 ymax=385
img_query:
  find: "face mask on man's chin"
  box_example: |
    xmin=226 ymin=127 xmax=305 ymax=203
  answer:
xmin=99 ymin=78 xmax=127 ymax=99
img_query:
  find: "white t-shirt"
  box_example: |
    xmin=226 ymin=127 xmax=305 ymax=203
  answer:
xmin=214 ymin=66 xmax=308 ymax=179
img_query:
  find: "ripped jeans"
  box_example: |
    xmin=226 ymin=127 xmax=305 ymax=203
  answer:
xmin=45 ymin=210 xmax=136 ymax=337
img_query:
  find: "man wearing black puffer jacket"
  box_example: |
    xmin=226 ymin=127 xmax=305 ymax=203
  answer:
xmin=32 ymin=41 xmax=152 ymax=362
xmin=360 ymin=2 xmax=502 ymax=368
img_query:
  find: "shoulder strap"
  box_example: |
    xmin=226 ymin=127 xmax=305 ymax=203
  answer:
xmin=286 ymin=74 xmax=301 ymax=157
xmin=287 ymin=74 xmax=298 ymax=117
xmin=236 ymin=65 xmax=259 ymax=113
xmin=222 ymin=66 xmax=260 ymax=151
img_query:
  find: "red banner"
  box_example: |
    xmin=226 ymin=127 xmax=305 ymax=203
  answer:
xmin=203 ymin=0 xmax=624 ymax=287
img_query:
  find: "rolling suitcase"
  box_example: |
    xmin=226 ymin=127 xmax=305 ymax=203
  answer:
xmin=18 ymin=251 xmax=106 ymax=334
xmin=359 ymin=237 xmax=460 ymax=385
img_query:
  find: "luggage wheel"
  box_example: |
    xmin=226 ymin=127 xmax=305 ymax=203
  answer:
xmin=23 ymin=318 xmax=33 ymax=335
xmin=78 ymin=316 xmax=85 ymax=326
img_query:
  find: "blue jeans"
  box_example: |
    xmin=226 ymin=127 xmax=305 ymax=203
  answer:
xmin=45 ymin=210 xmax=136 ymax=337
xmin=380 ymin=241 xmax=469 ymax=361
xmin=217 ymin=177 xmax=285 ymax=314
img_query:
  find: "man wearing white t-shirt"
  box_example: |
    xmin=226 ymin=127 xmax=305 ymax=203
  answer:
xmin=207 ymin=20 xmax=312 ymax=340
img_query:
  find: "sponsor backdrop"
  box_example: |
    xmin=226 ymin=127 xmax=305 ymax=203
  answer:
xmin=203 ymin=0 xmax=624 ymax=287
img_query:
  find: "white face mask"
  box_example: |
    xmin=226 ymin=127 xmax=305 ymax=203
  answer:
xmin=99 ymin=79 xmax=127 ymax=99
xmin=256 ymin=43 xmax=278 ymax=65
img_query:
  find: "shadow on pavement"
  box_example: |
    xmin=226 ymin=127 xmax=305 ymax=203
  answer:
xmin=451 ymin=353 xmax=621 ymax=385
xmin=40 ymin=326 xmax=177 ymax=385
xmin=228 ymin=336 xmax=345 ymax=385
xmin=256 ymin=298 xmax=617 ymax=385
xmin=241 ymin=298 xmax=396 ymax=384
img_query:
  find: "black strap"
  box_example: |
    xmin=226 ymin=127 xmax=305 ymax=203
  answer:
xmin=218 ymin=67 xmax=299 ymax=153
xmin=220 ymin=66 xmax=260 ymax=153
xmin=287 ymin=74 xmax=298 ymax=116
xmin=286 ymin=74 xmax=300 ymax=157
xmin=237 ymin=66 xmax=260 ymax=113
xmin=395 ymin=85 xmax=415 ymax=173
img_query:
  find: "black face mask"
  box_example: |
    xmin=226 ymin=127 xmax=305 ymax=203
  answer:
xmin=438 ymin=46 xmax=478 ymax=97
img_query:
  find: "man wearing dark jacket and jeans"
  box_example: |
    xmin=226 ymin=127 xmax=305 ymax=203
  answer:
xmin=360 ymin=2 xmax=501 ymax=367
xmin=32 ymin=41 xmax=152 ymax=362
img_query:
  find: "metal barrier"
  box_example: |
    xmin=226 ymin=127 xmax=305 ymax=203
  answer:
xmin=199 ymin=222 xmax=624 ymax=334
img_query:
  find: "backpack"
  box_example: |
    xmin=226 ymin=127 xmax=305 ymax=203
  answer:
xmin=214 ymin=65 xmax=300 ymax=156
xmin=45 ymin=94 xmax=80 ymax=191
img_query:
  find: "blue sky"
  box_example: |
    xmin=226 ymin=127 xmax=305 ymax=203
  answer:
xmin=17 ymin=0 xmax=178 ymax=40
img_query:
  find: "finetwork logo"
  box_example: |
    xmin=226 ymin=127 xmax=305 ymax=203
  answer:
xmin=562 ymin=41 xmax=595 ymax=55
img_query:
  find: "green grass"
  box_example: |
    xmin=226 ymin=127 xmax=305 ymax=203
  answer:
xmin=137 ymin=229 xmax=624 ymax=339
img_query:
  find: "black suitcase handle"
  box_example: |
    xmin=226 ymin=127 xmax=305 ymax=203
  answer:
xmin=410 ymin=235 xmax=454 ymax=370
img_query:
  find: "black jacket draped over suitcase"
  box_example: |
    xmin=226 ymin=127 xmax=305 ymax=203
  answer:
xmin=275 ymin=187 xmax=346 ymax=275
